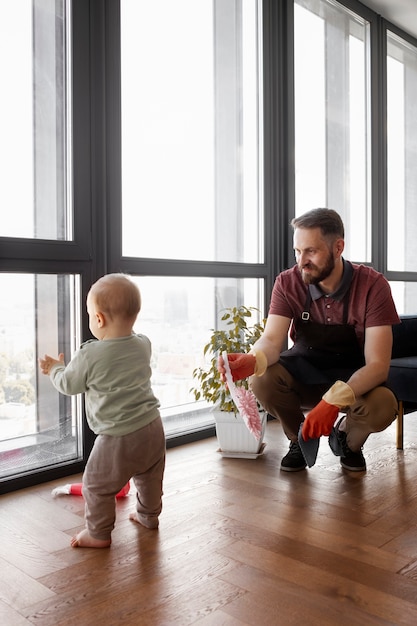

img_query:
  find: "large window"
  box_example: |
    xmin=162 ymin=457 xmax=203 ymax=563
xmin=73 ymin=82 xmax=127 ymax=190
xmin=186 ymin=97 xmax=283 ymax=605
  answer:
xmin=1 ymin=0 xmax=264 ymax=488
xmin=0 ymin=274 xmax=83 ymax=482
xmin=120 ymin=0 xmax=263 ymax=264
xmin=294 ymin=0 xmax=371 ymax=262
xmin=0 ymin=0 xmax=71 ymax=240
xmin=119 ymin=0 xmax=264 ymax=435
xmin=386 ymin=31 xmax=417 ymax=313
xmin=0 ymin=1 xmax=84 ymax=490
xmin=131 ymin=276 xmax=263 ymax=434
xmin=387 ymin=33 xmax=417 ymax=272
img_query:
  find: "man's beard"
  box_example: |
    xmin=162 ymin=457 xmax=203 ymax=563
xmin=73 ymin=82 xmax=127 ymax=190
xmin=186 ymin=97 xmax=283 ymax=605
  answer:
xmin=300 ymin=251 xmax=335 ymax=285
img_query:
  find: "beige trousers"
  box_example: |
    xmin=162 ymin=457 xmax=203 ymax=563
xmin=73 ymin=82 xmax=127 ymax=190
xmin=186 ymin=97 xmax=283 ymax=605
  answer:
xmin=250 ymin=363 xmax=398 ymax=452
xmin=83 ymin=416 xmax=166 ymax=540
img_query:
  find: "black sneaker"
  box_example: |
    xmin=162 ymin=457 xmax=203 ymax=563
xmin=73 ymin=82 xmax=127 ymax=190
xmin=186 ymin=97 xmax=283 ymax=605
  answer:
xmin=329 ymin=421 xmax=366 ymax=472
xmin=280 ymin=440 xmax=307 ymax=472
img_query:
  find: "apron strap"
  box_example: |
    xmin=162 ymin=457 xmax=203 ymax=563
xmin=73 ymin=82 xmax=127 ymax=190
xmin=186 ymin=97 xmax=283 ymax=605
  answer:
xmin=301 ymin=289 xmax=312 ymax=322
xmin=302 ymin=286 xmax=350 ymax=324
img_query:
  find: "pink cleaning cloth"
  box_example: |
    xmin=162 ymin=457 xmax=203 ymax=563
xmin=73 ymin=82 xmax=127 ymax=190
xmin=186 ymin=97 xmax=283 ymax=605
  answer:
xmin=222 ymin=351 xmax=263 ymax=440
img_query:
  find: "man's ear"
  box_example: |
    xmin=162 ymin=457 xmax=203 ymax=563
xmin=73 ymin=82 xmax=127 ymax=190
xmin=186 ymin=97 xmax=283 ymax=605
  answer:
xmin=335 ymin=237 xmax=344 ymax=257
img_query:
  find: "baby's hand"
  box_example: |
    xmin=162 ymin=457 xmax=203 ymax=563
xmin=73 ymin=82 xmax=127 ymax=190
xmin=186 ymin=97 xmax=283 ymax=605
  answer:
xmin=38 ymin=353 xmax=65 ymax=375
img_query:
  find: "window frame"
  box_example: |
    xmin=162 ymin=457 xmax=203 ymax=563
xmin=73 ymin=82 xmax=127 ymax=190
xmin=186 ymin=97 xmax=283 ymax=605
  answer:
xmin=3 ymin=0 xmax=417 ymax=493
xmin=0 ymin=0 xmax=97 ymax=493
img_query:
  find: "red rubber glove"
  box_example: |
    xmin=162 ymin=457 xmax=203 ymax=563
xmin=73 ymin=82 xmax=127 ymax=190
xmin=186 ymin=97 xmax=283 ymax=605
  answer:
xmin=301 ymin=399 xmax=339 ymax=440
xmin=301 ymin=381 xmax=355 ymax=441
xmin=220 ymin=353 xmax=256 ymax=381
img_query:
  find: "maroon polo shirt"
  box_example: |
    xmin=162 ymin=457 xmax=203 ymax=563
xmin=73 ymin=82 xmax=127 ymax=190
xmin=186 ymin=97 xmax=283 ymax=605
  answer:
xmin=269 ymin=259 xmax=400 ymax=349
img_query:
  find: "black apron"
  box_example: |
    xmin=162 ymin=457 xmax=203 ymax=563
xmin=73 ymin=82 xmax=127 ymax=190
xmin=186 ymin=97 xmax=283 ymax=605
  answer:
xmin=279 ymin=287 xmax=365 ymax=385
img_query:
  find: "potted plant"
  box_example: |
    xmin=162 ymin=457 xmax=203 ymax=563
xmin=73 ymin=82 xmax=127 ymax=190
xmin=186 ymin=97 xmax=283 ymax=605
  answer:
xmin=191 ymin=306 xmax=267 ymax=457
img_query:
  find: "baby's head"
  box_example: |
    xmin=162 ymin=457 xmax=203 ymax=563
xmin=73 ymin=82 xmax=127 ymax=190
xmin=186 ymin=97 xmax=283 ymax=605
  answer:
xmin=88 ymin=274 xmax=141 ymax=335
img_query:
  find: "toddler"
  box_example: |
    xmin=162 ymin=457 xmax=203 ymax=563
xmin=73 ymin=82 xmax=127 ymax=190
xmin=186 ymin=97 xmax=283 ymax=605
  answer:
xmin=39 ymin=273 xmax=165 ymax=548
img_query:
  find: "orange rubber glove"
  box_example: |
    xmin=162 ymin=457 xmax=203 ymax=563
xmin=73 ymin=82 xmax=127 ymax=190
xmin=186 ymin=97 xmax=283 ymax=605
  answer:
xmin=226 ymin=353 xmax=256 ymax=381
xmin=302 ymin=381 xmax=355 ymax=441
xmin=218 ymin=351 xmax=267 ymax=382
xmin=301 ymin=399 xmax=340 ymax=440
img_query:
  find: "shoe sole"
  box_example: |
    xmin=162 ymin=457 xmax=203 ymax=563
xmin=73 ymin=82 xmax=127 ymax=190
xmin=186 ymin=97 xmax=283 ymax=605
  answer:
xmin=280 ymin=464 xmax=307 ymax=472
xmin=340 ymin=460 xmax=366 ymax=472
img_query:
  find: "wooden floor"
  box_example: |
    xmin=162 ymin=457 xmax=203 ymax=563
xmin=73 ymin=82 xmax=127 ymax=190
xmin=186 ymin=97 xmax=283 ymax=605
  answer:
xmin=1 ymin=418 xmax=417 ymax=625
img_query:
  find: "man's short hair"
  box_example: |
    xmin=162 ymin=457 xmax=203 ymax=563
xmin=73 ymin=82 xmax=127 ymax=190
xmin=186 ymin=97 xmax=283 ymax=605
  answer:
xmin=291 ymin=208 xmax=344 ymax=239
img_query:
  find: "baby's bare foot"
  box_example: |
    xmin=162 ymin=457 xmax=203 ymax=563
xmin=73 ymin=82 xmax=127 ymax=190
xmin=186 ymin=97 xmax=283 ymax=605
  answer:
xmin=70 ymin=529 xmax=111 ymax=548
xmin=129 ymin=512 xmax=159 ymax=529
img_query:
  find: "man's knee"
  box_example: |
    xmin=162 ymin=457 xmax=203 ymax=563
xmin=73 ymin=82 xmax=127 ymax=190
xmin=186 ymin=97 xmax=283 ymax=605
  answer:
xmin=347 ymin=386 xmax=398 ymax=448
xmin=364 ymin=386 xmax=398 ymax=431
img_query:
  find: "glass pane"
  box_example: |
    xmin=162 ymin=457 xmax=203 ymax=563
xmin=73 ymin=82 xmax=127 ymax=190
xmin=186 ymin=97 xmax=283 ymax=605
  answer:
xmin=0 ymin=274 xmax=82 ymax=483
xmin=120 ymin=0 xmax=263 ymax=263
xmin=0 ymin=0 xmax=72 ymax=240
xmin=389 ymin=282 xmax=417 ymax=315
xmin=294 ymin=0 xmax=371 ymax=261
xmin=387 ymin=32 xmax=417 ymax=271
xmin=131 ymin=276 xmax=264 ymax=436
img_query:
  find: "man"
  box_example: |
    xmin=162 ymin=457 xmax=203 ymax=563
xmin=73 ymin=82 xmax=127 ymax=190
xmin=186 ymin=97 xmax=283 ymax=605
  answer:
xmin=219 ymin=208 xmax=399 ymax=472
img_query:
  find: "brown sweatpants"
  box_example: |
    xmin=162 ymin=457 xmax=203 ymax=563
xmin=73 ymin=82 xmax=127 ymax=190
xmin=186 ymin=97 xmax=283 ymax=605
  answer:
xmin=82 ymin=416 xmax=166 ymax=540
xmin=250 ymin=363 xmax=398 ymax=452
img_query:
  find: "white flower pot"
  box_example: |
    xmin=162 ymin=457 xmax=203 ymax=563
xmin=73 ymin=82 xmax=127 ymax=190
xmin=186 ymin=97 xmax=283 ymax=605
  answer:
xmin=214 ymin=410 xmax=266 ymax=456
